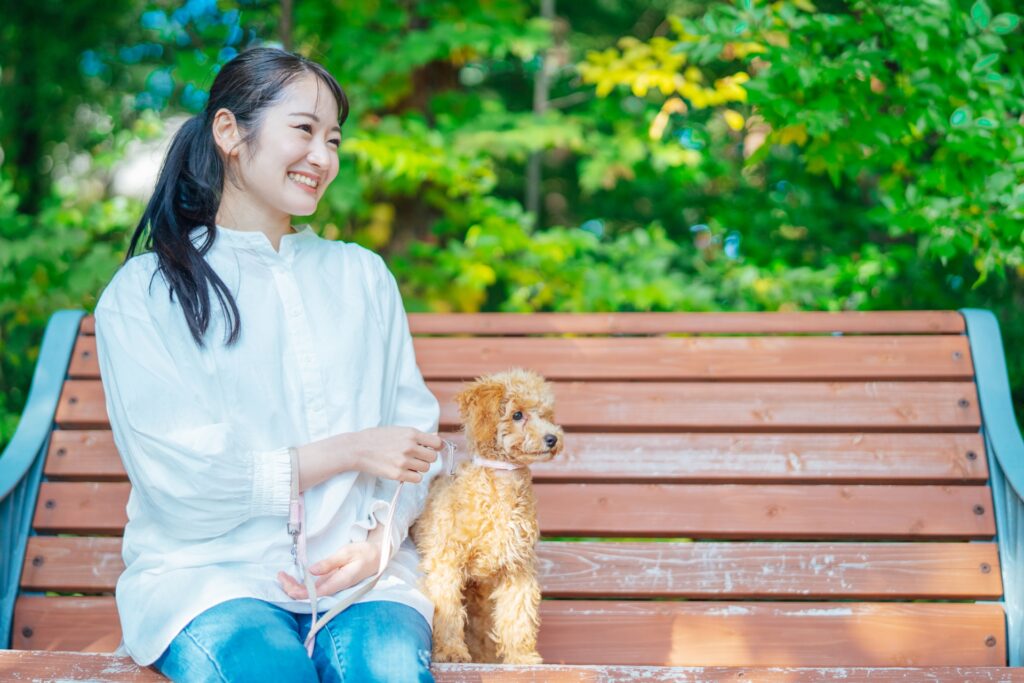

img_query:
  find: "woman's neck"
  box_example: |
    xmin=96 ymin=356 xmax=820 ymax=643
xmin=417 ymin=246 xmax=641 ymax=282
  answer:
xmin=215 ymin=197 xmax=294 ymax=252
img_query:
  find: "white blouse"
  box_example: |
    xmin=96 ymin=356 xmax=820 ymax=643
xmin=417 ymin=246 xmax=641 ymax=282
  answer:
xmin=94 ymin=224 xmax=442 ymax=666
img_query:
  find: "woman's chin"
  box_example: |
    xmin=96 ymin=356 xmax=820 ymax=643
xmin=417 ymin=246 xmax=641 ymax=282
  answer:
xmin=284 ymin=199 xmax=319 ymax=217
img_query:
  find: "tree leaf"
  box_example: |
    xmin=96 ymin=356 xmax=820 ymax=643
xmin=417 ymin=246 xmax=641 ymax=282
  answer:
xmin=991 ymin=13 xmax=1020 ymax=34
xmin=972 ymin=0 xmax=992 ymax=28
xmin=973 ymin=53 xmax=999 ymax=71
xmin=950 ymin=107 xmax=972 ymax=127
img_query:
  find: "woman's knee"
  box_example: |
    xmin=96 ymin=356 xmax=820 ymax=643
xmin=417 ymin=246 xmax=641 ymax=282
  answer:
xmin=156 ymin=598 xmax=317 ymax=682
xmin=318 ymin=602 xmax=433 ymax=683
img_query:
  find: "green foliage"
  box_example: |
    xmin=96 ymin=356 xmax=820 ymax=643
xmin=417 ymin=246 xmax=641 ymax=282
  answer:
xmin=0 ymin=173 xmax=140 ymax=444
xmin=3 ymin=0 xmax=1024 ymax=450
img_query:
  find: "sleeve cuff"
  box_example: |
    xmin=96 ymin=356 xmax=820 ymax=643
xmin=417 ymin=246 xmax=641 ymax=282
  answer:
xmin=353 ymin=498 xmax=392 ymax=534
xmin=251 ymin=446 xmax=292 ymax=517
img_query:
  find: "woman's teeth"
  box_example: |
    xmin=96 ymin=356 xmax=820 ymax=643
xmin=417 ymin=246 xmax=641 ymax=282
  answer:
xmin=288 ymin=173 xmax=318 ymax=188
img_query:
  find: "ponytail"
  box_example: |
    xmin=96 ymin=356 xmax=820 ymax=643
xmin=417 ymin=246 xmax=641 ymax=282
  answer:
xmin=126 ymin=114 xmax=239 ymax=348
xmin=124 ymin=47 xmax=349 ymax=349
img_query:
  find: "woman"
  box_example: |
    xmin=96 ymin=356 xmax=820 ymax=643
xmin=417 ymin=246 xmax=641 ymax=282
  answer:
xmin=94 ymin=47 xmax=443 ymax=681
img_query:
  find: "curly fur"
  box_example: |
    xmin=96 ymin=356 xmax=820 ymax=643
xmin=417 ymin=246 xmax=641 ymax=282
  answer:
xmin=411 ymin=368 xmax=564 ymax=664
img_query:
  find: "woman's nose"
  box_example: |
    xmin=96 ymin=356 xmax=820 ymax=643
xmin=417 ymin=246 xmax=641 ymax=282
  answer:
xmin=307 ymin=141 xmax=330 ymax=167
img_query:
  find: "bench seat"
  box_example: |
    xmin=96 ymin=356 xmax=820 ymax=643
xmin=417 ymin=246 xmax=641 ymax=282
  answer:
xmin=2 ymin=310 xmax=1023 ymax=680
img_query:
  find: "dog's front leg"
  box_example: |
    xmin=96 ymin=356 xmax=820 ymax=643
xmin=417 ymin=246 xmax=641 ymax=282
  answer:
xmin=423 ymin=563 xmax=472 ymax=663
xmin=489 ymin=569 xmax=543 ymax=664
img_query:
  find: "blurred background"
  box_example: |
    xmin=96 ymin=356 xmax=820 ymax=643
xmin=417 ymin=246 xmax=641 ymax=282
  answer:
xmin=1 ymin=0 xmax=1022 ymax=449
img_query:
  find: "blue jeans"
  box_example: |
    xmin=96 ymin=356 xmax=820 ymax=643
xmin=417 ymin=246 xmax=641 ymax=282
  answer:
xmin=153 ymin=598 xmax=434 ymax=682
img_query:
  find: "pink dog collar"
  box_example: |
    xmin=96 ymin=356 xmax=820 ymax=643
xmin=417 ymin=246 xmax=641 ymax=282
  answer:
xmin=471 ymin=454 xmax=525 ymax=471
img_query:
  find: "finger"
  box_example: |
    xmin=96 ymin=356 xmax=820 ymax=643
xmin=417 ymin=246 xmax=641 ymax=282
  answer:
xmin=310 ymin=548 xmax=352 ymax=576
xmin=406 ymin=456 xmax=431 ymax=473
xmin=415 ymin=431 xmax=444 ymax=452
xmin=316 ymin=563 xmax=364 ymax=595
xmin=407 ymin=445 xmax=437 ymax=465
xmin=277 ymin=572 xmax=307 ymax=599
xmin=399 ymin=469 xmax=423 ymax=484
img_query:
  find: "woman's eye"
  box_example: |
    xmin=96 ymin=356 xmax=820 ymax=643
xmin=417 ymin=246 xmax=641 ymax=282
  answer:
xmin=295 ymin=124 xmax=313 ymax=134
xmin=512 ymin=411 xmax=523 ymax=421
xmin=329 ymin=138 xmax=341 ymax=147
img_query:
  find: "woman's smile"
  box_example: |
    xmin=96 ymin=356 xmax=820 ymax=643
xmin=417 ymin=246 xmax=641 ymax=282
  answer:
xmin=288 ymin=171 xmax=319 ymax=193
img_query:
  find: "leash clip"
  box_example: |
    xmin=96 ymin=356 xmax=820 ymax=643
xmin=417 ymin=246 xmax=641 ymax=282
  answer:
xmin=440 ymin=438 xmax=458 ymax=476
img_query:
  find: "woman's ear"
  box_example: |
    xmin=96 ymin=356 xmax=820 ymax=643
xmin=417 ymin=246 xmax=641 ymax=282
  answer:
xmin=455 ymin=379 xmax=505 ymax=450
xmin=211 ymin=108 xmax=242 ymax=158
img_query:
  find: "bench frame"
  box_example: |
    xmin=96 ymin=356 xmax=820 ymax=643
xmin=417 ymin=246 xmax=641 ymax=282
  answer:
xmin=963 ymin=308 xmax=1024 ymax=666
xmin=2 ymin=308 xmax=1023 ymax=669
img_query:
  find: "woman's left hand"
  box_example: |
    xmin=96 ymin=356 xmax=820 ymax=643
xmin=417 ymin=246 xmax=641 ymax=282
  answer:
xmin=277 ymin=539 xmax=382 ymax=599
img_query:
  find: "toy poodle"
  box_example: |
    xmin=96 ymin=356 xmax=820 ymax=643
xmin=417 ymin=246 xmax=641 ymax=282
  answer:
xmin=411 ymin=367 xmax=564 ymax=664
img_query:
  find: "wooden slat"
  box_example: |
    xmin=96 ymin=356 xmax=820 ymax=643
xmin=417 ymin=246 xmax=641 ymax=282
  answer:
xmin=22 ymin=537 xmax=123 ymax=593
xmin=12 ymin=597 xmax=123 ymax=652
xmin=536 ymin=541 xmax=1002 ymax=599
xmin=12 ymin=597 xmax=1004 ymax=666
xmin=55 ymin=380 xmax=982 ymax=431
xmin=23 ymin=536 xmax=1002 ymax=600
xmin=33 ymin=481 xmax=995 ymax=539
xmin=44 ymin=431 xmax=989 ymax=484
xmin=529 ymin=433 xmax=989 ymax=484
xmin=69 ymin=335 xmax=975 ymax=381
xmin=68 ymin=336 xmax=100 ymax=379
xmin=2 ymin=654 xmax=1021 ymax=683
xmin=414 ymin=336 xmax=974 ymax=381
xmin=45 ymin=431 xmax=127 ymax=481
xmin=534 ymin=483 xmax=995 ymax=539
xmin=33 ymin=482 xmax=130 ymax=535
xmin=536 ymin=601 xmax=1006 ymax=666
xmin=78 ymin=311 xmax=968 ymax=337
xmin=0 ymin=652 xmax=165 ymax=683
xmin=440 ymin=665 xmax=1024 ymax=682
xmin=436 ymin=381 xmax=982 ymax=432
xmin=409 ymin=312 xmax=967 ymax=335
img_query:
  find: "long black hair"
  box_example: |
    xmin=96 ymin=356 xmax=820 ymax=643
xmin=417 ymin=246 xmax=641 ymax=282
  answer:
xmin=126 ymin=47 xmax=349 ymax=348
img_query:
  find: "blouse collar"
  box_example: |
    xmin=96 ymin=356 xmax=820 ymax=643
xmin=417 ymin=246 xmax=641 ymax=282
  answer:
xmin=190 ymin=224 xmax=315 ymax=256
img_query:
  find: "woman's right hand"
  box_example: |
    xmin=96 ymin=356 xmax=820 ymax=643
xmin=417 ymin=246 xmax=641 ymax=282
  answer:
xmin=296 ymin=427 xmax=442 ymax=491
xmin=346 ymin=426 xmax=442 ymax=483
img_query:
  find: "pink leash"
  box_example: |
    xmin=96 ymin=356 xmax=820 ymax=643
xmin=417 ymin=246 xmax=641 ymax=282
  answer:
xmin=288 ymin=439 xmax=458 ymax=658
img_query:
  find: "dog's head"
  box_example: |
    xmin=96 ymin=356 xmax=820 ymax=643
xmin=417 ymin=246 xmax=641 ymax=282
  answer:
xmin=454 ymin=368 xmax=564 ymax=466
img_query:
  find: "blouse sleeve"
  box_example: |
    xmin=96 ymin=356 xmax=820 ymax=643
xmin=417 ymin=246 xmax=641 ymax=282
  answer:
xmin=362 ymin=253 xmax=442 ymax=556
xmin=94 ymin=263 xmax=292 ymax=542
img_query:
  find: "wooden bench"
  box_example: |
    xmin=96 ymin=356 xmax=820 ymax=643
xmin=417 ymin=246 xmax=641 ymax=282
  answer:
xmin=2 ymin=309 xmax=1024 ymax=681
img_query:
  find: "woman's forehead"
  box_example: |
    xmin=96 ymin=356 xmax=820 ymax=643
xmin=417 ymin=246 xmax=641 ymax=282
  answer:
xmin=276 ymin=75 xmax=339 ymax=121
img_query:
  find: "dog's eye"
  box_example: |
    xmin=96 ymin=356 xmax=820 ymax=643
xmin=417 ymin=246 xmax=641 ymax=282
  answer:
xmin=512 ymin=411 xmax=523 ymax=421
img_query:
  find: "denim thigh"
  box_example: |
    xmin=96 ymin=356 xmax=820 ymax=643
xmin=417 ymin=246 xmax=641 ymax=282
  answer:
xmin=154 ymin=597 xmax=317 ymax=683
xmin=311 ymin=601 xmax=433 ymax=683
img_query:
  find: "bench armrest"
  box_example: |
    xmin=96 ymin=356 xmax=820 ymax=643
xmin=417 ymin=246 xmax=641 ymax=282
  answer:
xmin=0 ymin=309 xmax=84 ymax=649
xmin=962 ymin=308 xmax=1024 ymax=666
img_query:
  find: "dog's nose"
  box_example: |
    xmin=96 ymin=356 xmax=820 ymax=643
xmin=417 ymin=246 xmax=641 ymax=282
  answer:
xmin=544 ymin=434 xmax=558 ymax=448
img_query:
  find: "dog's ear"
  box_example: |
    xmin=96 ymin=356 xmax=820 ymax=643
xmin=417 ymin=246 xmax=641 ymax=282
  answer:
xmin=454 ymin=379 xmax=506 ymax=448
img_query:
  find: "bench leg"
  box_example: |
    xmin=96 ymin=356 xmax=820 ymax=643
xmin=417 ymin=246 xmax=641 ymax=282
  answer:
xmin=489 ymin=570 xmax=543 ymax=664
xmin=422 ymin=565 xmax=471 ymax=662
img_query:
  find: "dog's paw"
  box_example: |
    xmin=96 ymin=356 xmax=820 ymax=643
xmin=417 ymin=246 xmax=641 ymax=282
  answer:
xmin=502 ymin=651 xmax=543 ymax=665
xmin=433 ymin=644 xmax=472 ymax=663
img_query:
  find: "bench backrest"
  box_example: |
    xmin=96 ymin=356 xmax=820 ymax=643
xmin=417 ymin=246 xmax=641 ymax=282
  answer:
xmin=3 ymin=310 xmax=1017 ymax=666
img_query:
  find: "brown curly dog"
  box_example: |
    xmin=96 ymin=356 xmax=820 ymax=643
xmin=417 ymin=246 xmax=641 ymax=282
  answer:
xmin=411 ymin=368 xmax=564 ymax=664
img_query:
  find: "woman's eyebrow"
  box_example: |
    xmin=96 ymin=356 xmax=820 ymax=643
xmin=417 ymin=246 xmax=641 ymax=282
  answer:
xmin=289 ymin=111 xmax=341 ymax=133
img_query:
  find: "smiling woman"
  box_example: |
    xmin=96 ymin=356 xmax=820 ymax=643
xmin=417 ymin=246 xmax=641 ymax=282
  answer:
xmin=94 ymin=47 xmax=442 ymax=683
xmin=212 ymin=80 xmax=343 ymax=238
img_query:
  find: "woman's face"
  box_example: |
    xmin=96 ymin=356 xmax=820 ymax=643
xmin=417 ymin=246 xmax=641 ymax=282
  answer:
xmin=229 ymin=74 xmax=341 ymax=219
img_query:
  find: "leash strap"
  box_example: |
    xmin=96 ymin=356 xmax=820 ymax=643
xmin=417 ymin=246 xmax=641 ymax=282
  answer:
xmin=289 ymin=439 xmax=457 ymax=658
